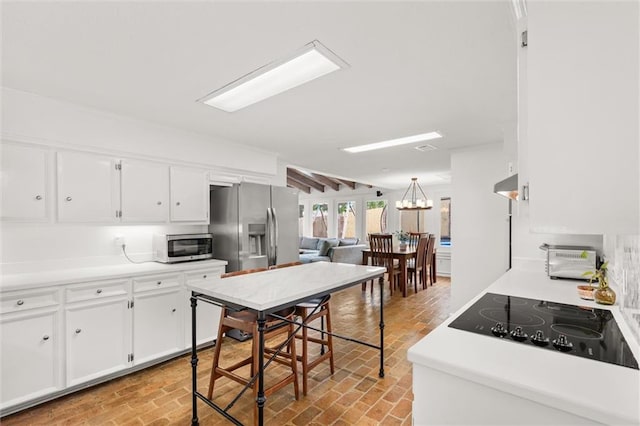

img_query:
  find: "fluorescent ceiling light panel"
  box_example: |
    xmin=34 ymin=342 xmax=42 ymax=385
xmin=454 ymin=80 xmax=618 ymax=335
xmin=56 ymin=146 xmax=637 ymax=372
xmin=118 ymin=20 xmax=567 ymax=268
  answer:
xmin=343 ymin=132 xmax=443 ymax=153
xmin=200 ymin=40 xmax=348 ymax=112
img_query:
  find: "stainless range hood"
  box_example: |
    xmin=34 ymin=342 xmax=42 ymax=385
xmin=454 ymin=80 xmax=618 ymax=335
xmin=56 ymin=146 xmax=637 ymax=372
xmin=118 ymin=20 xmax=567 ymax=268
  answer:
xmin=494 ymin=173 xmax=519 ymax=200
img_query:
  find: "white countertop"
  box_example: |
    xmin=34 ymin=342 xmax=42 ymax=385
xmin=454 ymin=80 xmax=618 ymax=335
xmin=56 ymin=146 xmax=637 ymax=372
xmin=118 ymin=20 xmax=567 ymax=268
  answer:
xmin=408 ymin=267 xmax=640 ymax=425
xmin=187 ymin=261 xmax=386 ymax=312
xmin=0 ymin=257 xmax=228 ymax=291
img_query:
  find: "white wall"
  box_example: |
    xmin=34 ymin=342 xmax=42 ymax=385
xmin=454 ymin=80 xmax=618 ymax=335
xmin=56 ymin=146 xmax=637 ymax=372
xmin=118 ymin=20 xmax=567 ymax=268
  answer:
xmin=1 ymin=223 xmax=205 ymax=269
xmin=1 ymin=87 xmax=278 ymax=178
xmin=450 ymin=144 xmax=509 ymax=312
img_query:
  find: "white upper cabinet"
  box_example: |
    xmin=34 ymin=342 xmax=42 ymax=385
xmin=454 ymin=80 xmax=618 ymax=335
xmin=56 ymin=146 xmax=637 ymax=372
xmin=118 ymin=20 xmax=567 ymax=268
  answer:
xmin=1 ymin=143 xmax=49 ymax=221
xmin=120 ymin=159 xmax=169 ymax=223
xmin=170 ymin=167 xmax=209 ymax=222
xmin=57 ymin=151 xmax=119 ymax=223
xmin=526 ymin=1 xmax=639 ymax=234
xmin=3 ymin=144 xmax=211 ymax=224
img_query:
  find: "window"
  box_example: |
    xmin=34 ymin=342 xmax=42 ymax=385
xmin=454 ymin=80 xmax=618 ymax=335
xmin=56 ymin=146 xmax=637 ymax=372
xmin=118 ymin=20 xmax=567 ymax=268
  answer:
xmin=298 ymin=204 xmax=305 ymax=237
xmin=441 ymin=197 xmax=451 ymax=246
xmin=366 ymin=200 xmax=387 ymax=237
xmin=337 ymin=201 xmax=357 ymax=239
xmin=399 ymin=210 xmax=426 ymax=233
xmin=312 ymin=203 xmax=328 ymax=238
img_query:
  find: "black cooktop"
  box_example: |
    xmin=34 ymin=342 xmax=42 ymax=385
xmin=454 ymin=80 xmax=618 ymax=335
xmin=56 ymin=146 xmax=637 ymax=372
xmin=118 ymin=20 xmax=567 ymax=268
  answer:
xmin=449 ymin=293 xmax=639 ymax=370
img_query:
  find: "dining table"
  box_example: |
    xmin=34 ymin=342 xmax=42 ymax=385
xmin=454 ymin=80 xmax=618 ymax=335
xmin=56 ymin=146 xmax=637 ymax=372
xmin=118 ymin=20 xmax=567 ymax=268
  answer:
xmin=362 ymin=245 xmax=437 ymax=297
xmin=186 ymin=261 xmax=386 ymax=426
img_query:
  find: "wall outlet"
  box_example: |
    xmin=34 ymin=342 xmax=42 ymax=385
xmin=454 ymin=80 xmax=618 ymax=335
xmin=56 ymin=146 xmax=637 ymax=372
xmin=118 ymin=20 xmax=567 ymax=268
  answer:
xmin=114 ymin=235 xmax=126 ymax=247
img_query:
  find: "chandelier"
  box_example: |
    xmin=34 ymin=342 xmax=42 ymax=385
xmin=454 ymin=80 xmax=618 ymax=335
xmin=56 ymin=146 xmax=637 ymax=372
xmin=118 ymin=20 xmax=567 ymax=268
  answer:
xmin=395 ymin=177 xmax=433 ymax=210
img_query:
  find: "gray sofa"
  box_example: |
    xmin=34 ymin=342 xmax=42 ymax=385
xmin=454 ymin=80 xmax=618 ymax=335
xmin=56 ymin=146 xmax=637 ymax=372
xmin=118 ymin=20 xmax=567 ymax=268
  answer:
xmin=299 ymin=237 xmax=366 ymax=265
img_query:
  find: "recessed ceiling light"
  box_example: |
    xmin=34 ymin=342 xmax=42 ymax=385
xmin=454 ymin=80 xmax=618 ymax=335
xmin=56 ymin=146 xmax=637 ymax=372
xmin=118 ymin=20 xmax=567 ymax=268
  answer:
xmin=415 ymin=144 xmax=438 ymax=152
xmin=198 ymin=40 xmax=348 ymax=112
xmin=343 ymin=131 xmax=442 ymax=153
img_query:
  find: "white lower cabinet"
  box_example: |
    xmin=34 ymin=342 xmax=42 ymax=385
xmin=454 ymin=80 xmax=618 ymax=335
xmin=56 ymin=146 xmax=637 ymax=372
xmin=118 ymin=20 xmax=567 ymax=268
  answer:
xmin=65 ymin=279 xmax=131 ymax=387
xmin=0 ymin=263 xmax=226 ymax=414
xmin=436 ymin=250 xmax=451 ymax=277
xmin=184 ymin=268 xmax=223 ymax=347
xmin=133 ymin=274 xmax=183 ymax=365
xmin=0 ymin=307 xmax=62 ymax=410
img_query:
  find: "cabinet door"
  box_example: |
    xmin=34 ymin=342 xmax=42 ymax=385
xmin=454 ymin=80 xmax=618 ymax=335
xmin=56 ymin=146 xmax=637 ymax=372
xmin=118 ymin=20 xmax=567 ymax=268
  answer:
xmin=121 ymin=160 xmax=169 ymax=223
xmin=1 ymin=143 xmax=49 ymax=221
xmin=133 ymin=288 xmax=182 ymax=365
xmin=57 ymin=151 xmax=119 ymax=222
xmin=170 ymin=167 xmax=209 ymax=222
xmin=65 ymin=297 xmax=130 ymax=386
xmin=184 ymin=269 xmax=222 ymax=347
xmin=527 ymin=1 xmax=639 ymax=234
xmin=0 ymin=309 xmax=61 ymax=409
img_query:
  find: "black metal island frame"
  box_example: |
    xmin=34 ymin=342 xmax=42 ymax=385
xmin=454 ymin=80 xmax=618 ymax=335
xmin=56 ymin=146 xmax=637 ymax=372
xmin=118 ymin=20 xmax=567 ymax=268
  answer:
xmin=187 ymin=262 xmax=387 ymax=425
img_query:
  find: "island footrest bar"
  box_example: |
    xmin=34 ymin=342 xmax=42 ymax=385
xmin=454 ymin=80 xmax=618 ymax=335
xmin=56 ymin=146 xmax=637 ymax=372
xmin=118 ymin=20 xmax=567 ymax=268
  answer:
xmin=189 ymin=271 xmax=385 ymax=426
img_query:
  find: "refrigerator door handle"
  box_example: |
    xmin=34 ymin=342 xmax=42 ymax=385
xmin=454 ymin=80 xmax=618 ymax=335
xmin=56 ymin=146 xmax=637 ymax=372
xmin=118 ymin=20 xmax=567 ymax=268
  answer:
xmin=266 ymin=207 xmax=273 ymax=266
xmin=272 ymin=207 xmax=279 ymax=265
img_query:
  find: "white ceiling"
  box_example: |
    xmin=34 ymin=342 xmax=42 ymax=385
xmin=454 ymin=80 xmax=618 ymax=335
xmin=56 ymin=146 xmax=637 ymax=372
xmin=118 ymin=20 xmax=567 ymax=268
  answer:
xmin=1 ymin=1 xmax=517 ymax=190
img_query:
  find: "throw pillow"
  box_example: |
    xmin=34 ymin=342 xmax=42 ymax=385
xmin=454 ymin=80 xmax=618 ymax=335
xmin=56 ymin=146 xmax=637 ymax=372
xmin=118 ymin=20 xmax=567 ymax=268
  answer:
xmin=339 ymin=238 xmax=360 ymax=246
xmin=318 ymin=239 xmax=339 ymax=256
xmin=300 ymin=237 xmax=319 ymax=250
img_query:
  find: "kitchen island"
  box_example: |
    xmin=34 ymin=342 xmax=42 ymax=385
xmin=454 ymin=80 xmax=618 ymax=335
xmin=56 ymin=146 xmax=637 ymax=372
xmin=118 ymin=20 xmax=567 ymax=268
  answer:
xmin=408 ymin=266 xmax=640 ymax=425
xmin=186 ymin=261 xmax=387 ymax=426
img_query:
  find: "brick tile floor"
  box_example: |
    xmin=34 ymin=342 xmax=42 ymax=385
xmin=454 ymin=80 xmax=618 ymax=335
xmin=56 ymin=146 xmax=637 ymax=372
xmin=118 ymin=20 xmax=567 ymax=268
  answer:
xmin=2 ymin=277 xmax=450 ymax=425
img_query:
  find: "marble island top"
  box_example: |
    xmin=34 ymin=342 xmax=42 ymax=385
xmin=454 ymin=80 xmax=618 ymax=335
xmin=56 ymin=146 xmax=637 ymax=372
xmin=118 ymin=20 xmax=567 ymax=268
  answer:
xmin=187 ymin=262 xmax=386 ymax=312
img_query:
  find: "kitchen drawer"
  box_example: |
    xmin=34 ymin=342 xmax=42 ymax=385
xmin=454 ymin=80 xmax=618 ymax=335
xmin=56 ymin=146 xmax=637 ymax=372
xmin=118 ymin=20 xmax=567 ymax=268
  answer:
xmin=1 ymin=288 xmax=59 ymax=314
xmin=133 ymin=274 xmax=181 ymax=293
xmin=184 ymin=268 xmax=224 ymax=284
xmin=65 ymin=279 xmax=130 ymax=303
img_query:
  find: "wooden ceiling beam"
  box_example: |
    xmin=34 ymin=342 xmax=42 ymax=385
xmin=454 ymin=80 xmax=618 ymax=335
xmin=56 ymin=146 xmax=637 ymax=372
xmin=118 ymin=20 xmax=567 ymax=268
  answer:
xmin=310 ymin=173 xmax=340 ymax=191
xmin=287 ymin=177 xmax=310 ymax=194
xmin=325 ymin=176 xmax=343 ymax=186
xmin=336 ymin=178 xmax=356 ymax=190
xmin=287 ymin=168 xmax=325 ymax=192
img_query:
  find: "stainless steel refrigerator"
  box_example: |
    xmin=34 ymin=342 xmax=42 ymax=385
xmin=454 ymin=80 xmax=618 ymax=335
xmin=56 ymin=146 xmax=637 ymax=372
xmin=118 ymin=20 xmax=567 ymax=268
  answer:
xmin=209 ymin=183 xmax=299 ymax=272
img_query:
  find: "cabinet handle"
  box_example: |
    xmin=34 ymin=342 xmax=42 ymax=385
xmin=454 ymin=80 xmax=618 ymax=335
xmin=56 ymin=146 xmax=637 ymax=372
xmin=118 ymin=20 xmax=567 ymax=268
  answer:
xmin=65 ymin=196 xmax=73 ymax=202
xmin=157 ymin=201 xmax=162 ymax=205
xmin=35 ymin=195 xmax=43 ymax=201
xmin=176 ymin=201 xmax=181 ymax=206
xmin=203 ymin=274 xmax=207 ymax=279
xmin=16 ymin=299 xmax=24 ymax=306
xmin=172 ymin=308 xmax=176 ymax=313
xmin=96 ymin=289 xmax=103 ymax=294
xmin=43 ymin=335 xmax=50 ymax=341
xmin=75 ymin=329 xmax=82 ymax=334
xmin=157 ymin=281 xmax=162 ymax=285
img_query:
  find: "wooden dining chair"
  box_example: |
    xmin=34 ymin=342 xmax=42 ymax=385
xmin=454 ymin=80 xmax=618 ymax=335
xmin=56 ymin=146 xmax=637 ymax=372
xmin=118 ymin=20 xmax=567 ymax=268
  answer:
xmin=363 ymin=233 xmax=401 ymax=295
xmin=408 ymin=232 xmax=428 ymax=249
xmin=407 ymin=235 xmax=429 ymax=293
xmin=272 ymin=261 xmax=335 ymax=396
xmin=208 ymin=267 xmax=299 ymax=424
xmin=423 ymin=235 xmax=436 ymax=288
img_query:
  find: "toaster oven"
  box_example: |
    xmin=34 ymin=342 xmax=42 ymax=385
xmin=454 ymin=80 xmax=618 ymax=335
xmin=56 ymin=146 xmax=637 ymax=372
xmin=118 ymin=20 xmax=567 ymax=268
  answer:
xmin=542 ymin=245 xmax=598 ymax=280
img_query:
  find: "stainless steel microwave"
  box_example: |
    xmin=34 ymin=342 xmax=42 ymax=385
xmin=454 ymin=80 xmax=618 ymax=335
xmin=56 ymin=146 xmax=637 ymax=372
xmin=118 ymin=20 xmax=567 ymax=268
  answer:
xmin=153 ymin=233 xmax=214 ymax=263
